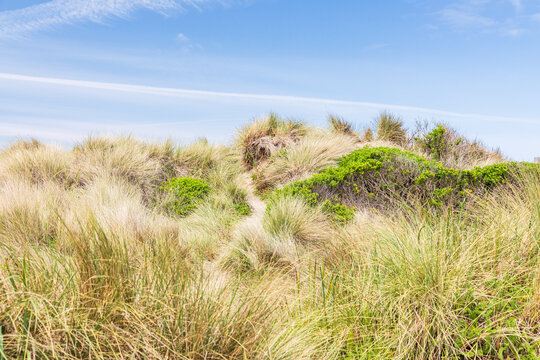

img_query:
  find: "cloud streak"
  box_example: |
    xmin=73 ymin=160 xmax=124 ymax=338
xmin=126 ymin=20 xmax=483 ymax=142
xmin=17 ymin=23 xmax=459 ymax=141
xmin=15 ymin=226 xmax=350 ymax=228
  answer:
xmin=437 ymin=0 xmax=533 ymax=36
xmin=0 ymin=115 xmax=216 ymax=144
xmin=1 ymin=72 xmax=538 ymax=126
xmin=0 ymin=0 xmax=207 ymax=38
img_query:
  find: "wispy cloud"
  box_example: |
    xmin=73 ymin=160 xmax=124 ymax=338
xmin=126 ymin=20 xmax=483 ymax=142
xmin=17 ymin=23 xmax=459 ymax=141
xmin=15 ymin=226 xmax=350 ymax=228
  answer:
xmin=508 ymin=0 xmax=523 ymax=12
xmin=176 ymin=33 xmax=190 ymax=42
xmin=0 ymin=0 xmax=209 ymax=38
xmin=0 ymin=116 xmax=217 ymax=144
xmin=1 ymin=72 xmax=538 ymax=126
xmin=437 ymin=0 xmax=534 ymax=36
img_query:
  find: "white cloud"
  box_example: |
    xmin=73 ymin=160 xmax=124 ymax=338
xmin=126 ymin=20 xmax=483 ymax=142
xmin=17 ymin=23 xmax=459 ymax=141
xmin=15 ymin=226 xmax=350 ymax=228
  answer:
xmin=504 ymin=27 xmax=526 ymax=36
xmin=439 ymin=7 xmax=496 ymax=29
xmin=508 ymin=0 xmax=522 ymax=12
xmin=437 ymin=0 xmax=538 ymax=35
xmin=1 ymin=72 xmax=538 ymax=126
xmin=0 ymin=0 xmax=209 ymax=38
xmin=176 ymin=33 xmax=190 ymax=42
xmin=0 ymin=116 xmax=213 ymax=145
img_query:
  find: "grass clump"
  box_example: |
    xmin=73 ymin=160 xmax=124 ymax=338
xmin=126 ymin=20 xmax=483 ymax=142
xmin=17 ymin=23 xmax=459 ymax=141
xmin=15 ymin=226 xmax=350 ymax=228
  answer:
xmin=159 ymin=177 xmax=210 ymax=216
xmin=328 ymin=114 xmax=355 ymax=135
xmin=0 ymin=140 xmax=75 ymax=187
xmin=252 ymin=131 xmax=359 ymax=192
xmin=237 ymin=113 xmax=306 ymax=169
xmin=375 ymin=112 xmax=408 ymax=145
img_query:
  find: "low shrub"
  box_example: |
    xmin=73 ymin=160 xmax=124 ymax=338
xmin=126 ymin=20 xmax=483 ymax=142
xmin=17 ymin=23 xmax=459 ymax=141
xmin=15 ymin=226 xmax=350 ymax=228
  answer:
xmin=414 ymin=123 xmax=504 ymax=168
xmin=416 ymin=124 xmax=449 ymax=160
xmin=159 ymin=177 xmax=210 ymax=216
xmin=269 ymin=147 xmax=536 ymax=222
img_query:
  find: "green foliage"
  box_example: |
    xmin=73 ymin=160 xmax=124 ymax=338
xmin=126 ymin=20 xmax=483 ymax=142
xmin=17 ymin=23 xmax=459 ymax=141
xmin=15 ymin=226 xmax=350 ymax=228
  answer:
xmin=413 ymin=123 xmax=502 ymax=168
xmin=416 ymin=124 xmax=448 ymax=160
xmin=159 ymin=177 xmax=210 ymax=216
xmin=227 ymin=186 xmax=252 ymax=216
xmin=234 ymin=202 xmax=252 ymax=216
xmin=454 ymin=275 xmax=537 ymax=359
xmin=269 ymin=147 xmax=536 ymax=222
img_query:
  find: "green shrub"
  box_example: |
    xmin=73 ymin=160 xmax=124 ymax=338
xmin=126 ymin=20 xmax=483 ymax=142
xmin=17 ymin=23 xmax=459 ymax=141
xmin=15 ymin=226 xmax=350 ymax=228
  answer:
xmin=416 ymin=124 xmax=448 ymax=160
xmin=414 ymin=123 xmax=503 ymax=168
xmin=159 ymin=177 xmax=210 ymax=216
xmin=269 ymin=147 xmax=536 ymax=222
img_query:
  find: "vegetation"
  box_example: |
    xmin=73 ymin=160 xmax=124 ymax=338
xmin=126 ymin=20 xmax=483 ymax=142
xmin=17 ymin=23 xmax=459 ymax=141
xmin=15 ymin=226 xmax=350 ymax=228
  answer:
xmin=252 ymin=130 xmax=360 ymax=192
xmin=374 ymin=111 xmax=408 ymax=145
xmin=0 ymin=114 xmax=538 ymax=359
xmin=270 ymin=146 xmax=534 ymax=222
xmin=414 ymin=122 xmax=504 ymax=168
xmin=159 ymin=177 xmax=210 ymax=216
xmin=328 ymin=114 xmax=355 ymax=135
xmin=236 ymin=113 xmax=306 ymax=169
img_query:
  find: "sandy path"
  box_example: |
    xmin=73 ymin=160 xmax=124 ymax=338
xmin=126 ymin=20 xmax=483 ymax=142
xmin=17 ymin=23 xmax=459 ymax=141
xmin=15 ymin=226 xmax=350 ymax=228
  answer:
xmin=238 ymin=173 xmax=266 ymax=225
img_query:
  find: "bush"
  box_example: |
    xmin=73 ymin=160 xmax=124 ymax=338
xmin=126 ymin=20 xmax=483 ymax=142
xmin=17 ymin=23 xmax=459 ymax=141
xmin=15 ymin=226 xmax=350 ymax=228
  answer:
xmin=270 ymin=147 xmax=536 ymax=222
xmin=416 ymin=124 xmax=448 ymax=160
xmin=414 ymin=123 xmax=504 ymax=168
xmin=159 ymin=177 xmax=210 ymax=216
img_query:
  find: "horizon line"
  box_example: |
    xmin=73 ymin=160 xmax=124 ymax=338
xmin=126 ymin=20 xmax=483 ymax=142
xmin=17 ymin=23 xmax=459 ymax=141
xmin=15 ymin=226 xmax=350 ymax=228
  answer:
xmin=1 ymin=72 xmax=539 ymax=125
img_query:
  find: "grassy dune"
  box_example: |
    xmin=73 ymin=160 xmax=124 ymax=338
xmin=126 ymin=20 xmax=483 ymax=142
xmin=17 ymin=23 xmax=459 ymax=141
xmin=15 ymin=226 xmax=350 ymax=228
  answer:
xmin=0 ymin=115 xmax=538 ymax=359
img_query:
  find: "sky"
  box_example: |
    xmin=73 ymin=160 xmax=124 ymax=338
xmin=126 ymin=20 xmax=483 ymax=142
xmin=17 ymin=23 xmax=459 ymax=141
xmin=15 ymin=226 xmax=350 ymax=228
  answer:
xmin=0 ymin=0 xmax=539 ymax=160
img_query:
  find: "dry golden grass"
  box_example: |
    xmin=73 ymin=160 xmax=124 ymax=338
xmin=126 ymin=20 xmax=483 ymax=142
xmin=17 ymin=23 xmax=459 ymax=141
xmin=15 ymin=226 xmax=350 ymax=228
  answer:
xmin=0 ymin=140 xmax=74 ymax=186
xmin=236 ymin=113 xmax=306 ymax=169
xmin=253 ymin=130 xmax=360 ymax=191
xmin=0 ymin=117 xmax=538 ymax=359
xmin=375 ymin=111 xmax=408 ymax=145
xmin=327 ymin=114 xmax=356 ymax=135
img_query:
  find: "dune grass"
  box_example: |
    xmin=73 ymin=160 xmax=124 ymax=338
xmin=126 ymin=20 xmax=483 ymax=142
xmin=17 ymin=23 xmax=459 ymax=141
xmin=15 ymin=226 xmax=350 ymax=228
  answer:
xmin=0 ymin=115 xmax=538 ymax=359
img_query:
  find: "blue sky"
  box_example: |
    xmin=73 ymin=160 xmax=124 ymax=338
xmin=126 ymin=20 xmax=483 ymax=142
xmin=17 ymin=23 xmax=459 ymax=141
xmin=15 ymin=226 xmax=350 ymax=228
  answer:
xmin=0 ymin=0 xmax=539 ymax=160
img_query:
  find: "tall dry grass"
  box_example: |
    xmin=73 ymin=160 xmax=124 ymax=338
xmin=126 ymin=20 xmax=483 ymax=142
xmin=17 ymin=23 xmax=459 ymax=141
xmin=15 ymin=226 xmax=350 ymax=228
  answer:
xmin=0 ymin=119 xmax=538 ymax=359
xmin=253 ymin=130 xmax=360 ymax=192
xmin=236 ymin=113 xmax=306 ymax=169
